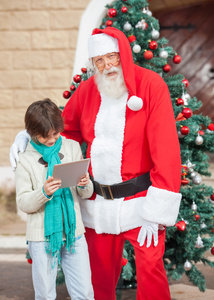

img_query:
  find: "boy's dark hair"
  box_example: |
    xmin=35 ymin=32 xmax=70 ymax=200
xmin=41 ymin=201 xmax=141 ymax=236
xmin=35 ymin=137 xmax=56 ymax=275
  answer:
xmin=25 ymin=98 xmax=64 ymax=142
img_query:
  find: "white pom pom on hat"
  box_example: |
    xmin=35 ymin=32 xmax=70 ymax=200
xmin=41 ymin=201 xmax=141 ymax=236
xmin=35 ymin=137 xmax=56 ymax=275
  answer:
xmin=127 ymin=96 xmax=143 ymax=111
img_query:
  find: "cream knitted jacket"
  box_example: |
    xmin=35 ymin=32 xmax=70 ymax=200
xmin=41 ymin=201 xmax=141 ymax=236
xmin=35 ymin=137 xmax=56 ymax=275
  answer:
xmin=15 ymin=136 xmax=93 ymax=242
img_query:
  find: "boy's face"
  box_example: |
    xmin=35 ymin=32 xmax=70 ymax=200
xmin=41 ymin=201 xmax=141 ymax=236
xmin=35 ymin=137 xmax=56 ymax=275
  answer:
xmin=36 ymin=129 xmax=60 ymax=147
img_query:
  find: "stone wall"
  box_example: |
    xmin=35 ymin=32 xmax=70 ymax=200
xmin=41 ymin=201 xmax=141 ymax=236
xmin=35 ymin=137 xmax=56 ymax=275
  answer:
xmin=0 ymin=0 xmax=90 ymax=166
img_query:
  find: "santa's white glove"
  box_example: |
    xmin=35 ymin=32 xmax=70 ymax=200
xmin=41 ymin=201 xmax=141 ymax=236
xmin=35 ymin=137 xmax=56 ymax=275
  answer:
xmin=137 ymin=220 xmax=159 ymax=248
xmin=10 ymin=130 xmax=31 ymax=171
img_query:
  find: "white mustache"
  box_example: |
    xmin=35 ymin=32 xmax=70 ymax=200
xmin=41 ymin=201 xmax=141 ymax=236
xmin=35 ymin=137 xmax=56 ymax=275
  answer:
xmin=103 ymin=66 xmax=119 ymax=75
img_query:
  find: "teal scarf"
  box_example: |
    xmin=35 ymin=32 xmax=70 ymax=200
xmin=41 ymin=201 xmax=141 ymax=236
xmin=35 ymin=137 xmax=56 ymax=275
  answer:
xmin=31 ymin=136 xmax=76 ymax=262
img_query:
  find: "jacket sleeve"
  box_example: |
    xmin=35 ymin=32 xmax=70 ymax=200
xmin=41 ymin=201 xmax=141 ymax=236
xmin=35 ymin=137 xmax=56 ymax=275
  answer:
xmin=62 ymin=87 xmax=83 ymax=144
xmin=15 ymin=160 xmax=51 ymax=214
xmin=141 ymin=79 xmax=182 ymax=226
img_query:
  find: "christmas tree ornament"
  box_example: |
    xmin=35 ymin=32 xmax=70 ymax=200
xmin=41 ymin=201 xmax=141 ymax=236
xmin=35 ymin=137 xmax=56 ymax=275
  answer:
xmin=182 ymin=78 xmax=189 ymax=88
xmin=209 ymin=193 xmax=214 ymax=204
xmin=142 ymin=7 xmax=147 ymax=14
xmin=133 ymin=44 xmax=141 ymax=53
xmin=178 ymin=131 xmax=184 ymax=138
xmin=200 ymin=222 xmax=207 ymax=229
xmin=128 ymin=35 xmax=136 ymax=43
xmin=106 ymin=20 xmax=113 ymax=27
xmin=108 ymin=8 xmax=117 ymax=18
xmin=144 ymin=50 xmax=153 ymax=60
xmin=63 ymin=90 xmax=71 ymax=99
xmin=149 ymin=41 xmax=158 ymax=50
xmin=173 ymin=54 xmax=182 ymax=64
xmin=194 ymin=214 xmax=200 ymax=221
xmin=180 ymin=126 xmax=190 ymax=136
xmin=123 ymin=21 xmax=132 ymax=32
xmin=163 ymin=64 xmax=171 ymax=73
xmin=81 ymin=67 xmax=87 ymax=73
xmin=184 ymin=260 xmax=192 ymax=271
xmin=176 ymin=98 xmax=184 ymax=106
xmin=195 ymin=135 xmax=204 ymax=145
xmin=159 ymin=49 xmax=168 ymax=59
xmin=27 ymin=258 xmax=32 ymax=264
xmin=135 ymin=20 xmax=148 ymax=30
xmin=191 ymin=201 xmax=197 ymax=211
xmin=122 ymin=257 xmax=128 ymax=266
xmin=181 ymin=178 xmax=189 ymax=185
xmin=190 ymin=171 xmax=196 ymax=178
xmin=151 ymin=29 xmax=160 ymax=40
xmin=73 ymin=74 xmax=81 ymax=83
xmin=181 ymin=93 xmax=191 ymax=105
xmin=208 ymin=123 xmax=214 ymax=131
xmin=175 ymin=220 xmax=186 ymax=231
xmin=121 ymin=7 xmax=128 ymax=13
xmin=198 ymin=130 xmax=205 ymax=135
xmin=186 ymin=159 xmax=196 ymax=170
xmin=192 ymin=174 xmax=202 ymax=185
xmin=182 ymin=107 xmax=192 ymax=119
xmin=146 ymin=9 xmax=152 ymax=17
xmin=70 ymin=84 xmax=76 ymax=91
xmin=195 ymin=235 xmax=204 ymax=248
xmin=211 ymin=247 xmax=214 ymax=255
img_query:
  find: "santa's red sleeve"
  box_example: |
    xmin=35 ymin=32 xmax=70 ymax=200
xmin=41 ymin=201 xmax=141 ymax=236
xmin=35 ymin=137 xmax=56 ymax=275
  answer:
xmin=61 ymin=87 xmax=83 ymax=144
xmin=141 ymin=79 xmax=182 ymax=226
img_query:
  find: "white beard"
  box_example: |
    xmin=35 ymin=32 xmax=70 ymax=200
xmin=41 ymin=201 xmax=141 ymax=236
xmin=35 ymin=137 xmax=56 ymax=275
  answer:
xmin=95 ymin=65 xmax=128 ymax=99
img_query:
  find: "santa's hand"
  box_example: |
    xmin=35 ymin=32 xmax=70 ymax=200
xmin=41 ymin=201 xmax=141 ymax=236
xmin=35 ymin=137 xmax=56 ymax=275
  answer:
xmin=137 ymin=220 xmax=159 ymax=248
xmin=10 ymin=130 xmax=31 ymax=171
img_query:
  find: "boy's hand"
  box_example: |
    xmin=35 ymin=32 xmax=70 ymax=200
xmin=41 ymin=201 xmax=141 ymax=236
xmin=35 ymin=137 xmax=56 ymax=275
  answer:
xmin=44 ymin=176 xmax=61 ymax=196
xmin=77 ymin=172 xmax=89 ymax=187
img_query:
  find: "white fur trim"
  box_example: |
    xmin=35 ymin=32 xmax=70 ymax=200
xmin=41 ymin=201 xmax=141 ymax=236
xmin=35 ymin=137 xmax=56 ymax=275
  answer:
xmin=88 ymin=33 xmax=119 ymax=58
xmin=80 ymin=186 xmax=181 ymax=234
xmin=90 ymin=92 xmax=128 ymax=185
xmin=127 ymin=96 xmax=143 ymax=111
xmin=141 ymin=186 xmax=182 ymax=226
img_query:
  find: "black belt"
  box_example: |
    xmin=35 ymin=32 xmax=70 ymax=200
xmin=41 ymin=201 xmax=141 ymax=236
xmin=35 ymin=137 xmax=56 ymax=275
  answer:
xmin=90 ymin=172 xmax=151 ymax=200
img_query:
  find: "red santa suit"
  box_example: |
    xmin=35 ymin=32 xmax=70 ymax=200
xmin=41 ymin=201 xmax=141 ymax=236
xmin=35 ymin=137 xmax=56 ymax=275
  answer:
xmin=62 ymin=27 xmax=182 ymax=300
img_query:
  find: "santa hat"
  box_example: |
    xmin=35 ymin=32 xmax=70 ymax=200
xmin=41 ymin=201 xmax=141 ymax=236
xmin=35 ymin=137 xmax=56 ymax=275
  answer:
xmin=88 ymin=27 xmax=143 ymax=111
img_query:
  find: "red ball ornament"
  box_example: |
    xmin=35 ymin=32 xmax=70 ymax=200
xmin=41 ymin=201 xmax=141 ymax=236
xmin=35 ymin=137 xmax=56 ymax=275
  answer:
xmin=208 ymin=123 xmax=214 ymax=131
xmin=81 ymin=67 xmax=87 ymax=73
xmin=63 ymin=90 xmax=71 ymax=99
xmin=144 ymin=50 xmax=153 ymax=60
xmin=173 ymin=55 xmax=182 ymax=64
xmin=210 ymin=193 xmax=214 ymax=201
xmin=143 ymin=22 xmax=148 ymax=30
xmin=198 ymin=130 xmax=205 ymax=135
xmin=175 ymin=220 xmax=186 ymax=231
xmin=163 ymin=64 xmax=171 ymax=73
xmin=181 ymin=178 xmax=189 ymax=185
xmin=73 ymin=74 xmax=81 ymax=83
xmin=128 ymin=35 xmax=136 ymax=43
xmin=194 ymin=214 xmax=200 ymax=221
xmin=182 ymin=78 xmax=189 ymax=88
xmin=70 ymin=85 xmax=76 ymax=91
xmin=108 ymin=8 xmax=117 ymax=18
xmin=106 ymin=20 xmax=113 ymax=27
xmin=27 ymin=259 xmax=32 ymax=264
xmin=122 ymin=257 xmax=128 ymax=266
xmin=180 ymin=126 xmax=190 ymax=135
xmin=182 ymin=108 xmax=192 ymax=119
xmin=211 ymin=247 xmax=214 ymax=255
xmin=121 ymin=7 xmax=128 ymax=13
xmin=176 ymin=98 xmax=184 ymax=106
xmin=149 ymin=41 xmax=158 ymax=50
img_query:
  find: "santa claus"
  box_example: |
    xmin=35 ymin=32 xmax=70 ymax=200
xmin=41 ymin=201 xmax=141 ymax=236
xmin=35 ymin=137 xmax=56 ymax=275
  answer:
xmin=10 ymin=27 xmax=182 ymax=300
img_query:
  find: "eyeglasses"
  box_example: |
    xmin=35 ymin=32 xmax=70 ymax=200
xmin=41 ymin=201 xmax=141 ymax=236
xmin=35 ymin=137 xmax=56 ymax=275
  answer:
xmin=93 ymin=52 xmax=120 ymax=70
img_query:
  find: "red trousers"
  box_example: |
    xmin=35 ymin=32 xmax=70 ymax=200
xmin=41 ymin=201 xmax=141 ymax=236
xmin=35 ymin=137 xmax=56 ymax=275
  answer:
xmin=85 ymin=227 xmax=171 ymax=300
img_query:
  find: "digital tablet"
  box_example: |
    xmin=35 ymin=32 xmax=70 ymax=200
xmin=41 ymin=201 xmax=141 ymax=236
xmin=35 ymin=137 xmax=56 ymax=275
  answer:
xmin=52 ymin=158 xmax=90 ymax=188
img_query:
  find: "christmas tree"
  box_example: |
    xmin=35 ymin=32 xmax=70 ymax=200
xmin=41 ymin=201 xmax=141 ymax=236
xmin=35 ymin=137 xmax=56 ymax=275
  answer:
xmin=63 ymin=0 xmax=214 ymax=292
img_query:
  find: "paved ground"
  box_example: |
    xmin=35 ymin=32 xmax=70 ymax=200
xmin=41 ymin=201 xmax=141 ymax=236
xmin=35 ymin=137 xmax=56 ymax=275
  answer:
xmin=1 ymin=219 xmax=214 ymax=300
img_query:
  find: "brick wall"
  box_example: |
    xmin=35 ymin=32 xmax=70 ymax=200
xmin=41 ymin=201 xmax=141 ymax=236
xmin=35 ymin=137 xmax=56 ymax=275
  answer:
xmin=0 ymin=0 xmax=90 ymax=166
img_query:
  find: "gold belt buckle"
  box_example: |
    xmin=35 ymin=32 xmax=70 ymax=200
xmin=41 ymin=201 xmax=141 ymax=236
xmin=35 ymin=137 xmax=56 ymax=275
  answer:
xmin=100 ymin=184 xmax=114 ymax=200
